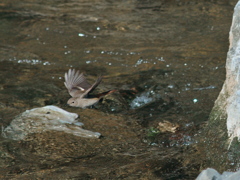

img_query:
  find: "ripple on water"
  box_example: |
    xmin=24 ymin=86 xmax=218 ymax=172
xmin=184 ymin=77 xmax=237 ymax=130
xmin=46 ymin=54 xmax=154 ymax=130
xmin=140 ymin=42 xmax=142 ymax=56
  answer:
xmin=8 ymin=58 xmax=54 ymax=66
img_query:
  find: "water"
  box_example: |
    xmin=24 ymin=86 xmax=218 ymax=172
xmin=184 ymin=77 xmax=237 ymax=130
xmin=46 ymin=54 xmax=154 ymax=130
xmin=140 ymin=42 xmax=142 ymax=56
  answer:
xmin=0 ymin=0 xmax=237 ymax=179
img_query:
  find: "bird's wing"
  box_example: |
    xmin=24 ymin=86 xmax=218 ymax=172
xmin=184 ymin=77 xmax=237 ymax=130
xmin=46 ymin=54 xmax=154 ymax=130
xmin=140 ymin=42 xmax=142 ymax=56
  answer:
xmin=64 ymin=69 xmax=92 ymax=97
xmin=81 ymin=76 xmax=102 ymax=98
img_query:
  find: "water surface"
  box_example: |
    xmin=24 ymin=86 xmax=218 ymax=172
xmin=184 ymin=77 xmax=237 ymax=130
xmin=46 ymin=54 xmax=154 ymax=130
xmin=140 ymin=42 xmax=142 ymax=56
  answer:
xmin=0 ymin=0 xmax=237 ymax=179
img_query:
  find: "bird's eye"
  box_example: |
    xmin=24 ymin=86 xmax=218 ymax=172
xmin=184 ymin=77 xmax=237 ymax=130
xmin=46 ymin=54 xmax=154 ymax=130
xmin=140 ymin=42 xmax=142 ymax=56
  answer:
xmin=72 ymin=101 xmax=74 ymax=104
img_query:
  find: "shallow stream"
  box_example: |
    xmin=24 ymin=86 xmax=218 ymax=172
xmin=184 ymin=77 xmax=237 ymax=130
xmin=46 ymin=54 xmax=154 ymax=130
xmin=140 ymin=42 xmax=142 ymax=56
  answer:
xmin=0 ymin=0 xmax=237 ymax=179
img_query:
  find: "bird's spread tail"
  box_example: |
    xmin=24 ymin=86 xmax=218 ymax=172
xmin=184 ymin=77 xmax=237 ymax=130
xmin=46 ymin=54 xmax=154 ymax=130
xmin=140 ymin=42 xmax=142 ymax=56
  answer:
xmin=96 ymin=90 xmax=117 ymax=98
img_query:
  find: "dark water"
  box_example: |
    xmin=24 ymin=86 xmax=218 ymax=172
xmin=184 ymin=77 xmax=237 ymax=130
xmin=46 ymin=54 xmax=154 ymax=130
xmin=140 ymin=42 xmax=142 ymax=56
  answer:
xmin=0 ymin=0 xmax=237 ymax=179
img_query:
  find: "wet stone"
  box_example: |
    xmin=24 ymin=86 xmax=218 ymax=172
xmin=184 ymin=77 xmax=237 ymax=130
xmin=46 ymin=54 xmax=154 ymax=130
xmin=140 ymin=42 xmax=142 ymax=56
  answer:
xmin=2 ymin=105 xmax=101 ymax=140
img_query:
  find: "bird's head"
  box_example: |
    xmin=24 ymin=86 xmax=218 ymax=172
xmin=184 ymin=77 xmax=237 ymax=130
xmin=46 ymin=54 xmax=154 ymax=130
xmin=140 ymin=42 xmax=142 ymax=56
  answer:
xmin=67 ymin=98 xmax=78 ymax=107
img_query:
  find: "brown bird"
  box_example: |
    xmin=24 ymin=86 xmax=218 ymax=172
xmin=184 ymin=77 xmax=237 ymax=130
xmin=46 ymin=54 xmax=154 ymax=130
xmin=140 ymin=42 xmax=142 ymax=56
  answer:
xmin=64 ymin=69 xmax=114 ymax=108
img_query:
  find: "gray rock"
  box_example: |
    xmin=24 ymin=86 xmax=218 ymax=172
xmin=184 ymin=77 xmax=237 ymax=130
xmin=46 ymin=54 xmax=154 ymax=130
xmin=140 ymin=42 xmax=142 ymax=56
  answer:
xmin=2 ymin=105 xmax=101 ymax=140
xmin=196 ymin=168 xmax=221 ymax=180
xmin=225 ymin=1 xmax=240 ymax=148
xmin=205 ymin=1 xmax=240 ymax=149
xmin=225 ymin=170 xmax=240 ymax=180
xmin=196 ymin=168 xmax=240 ymax=180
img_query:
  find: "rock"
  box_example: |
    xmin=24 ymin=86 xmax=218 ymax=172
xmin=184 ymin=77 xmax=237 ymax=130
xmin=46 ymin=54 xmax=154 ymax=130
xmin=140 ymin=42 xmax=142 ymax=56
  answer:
xmin=225 ymin=1 xmax=240 ymax=148
xmin=196 ymin=168 xmax=240 ymax=180
xmin=2 ymin=105 xmax=101 ymax=140
xmin=196 ymin=168 xmax=221 ymax=180
xmin=201 ymin=1 xmax=240 ymax=171
xmin=157 ymin=120 xmax=179 ymax=133
xmin=225 ymin=170 xmax=240 ymax=180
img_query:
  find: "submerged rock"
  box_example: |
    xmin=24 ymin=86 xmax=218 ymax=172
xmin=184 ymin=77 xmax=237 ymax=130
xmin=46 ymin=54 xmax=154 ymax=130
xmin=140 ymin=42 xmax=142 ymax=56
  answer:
xmin=2 ymin=105 xmax=101 ymax=140
xmin=157 ymin=121 xmax=179 ymax=133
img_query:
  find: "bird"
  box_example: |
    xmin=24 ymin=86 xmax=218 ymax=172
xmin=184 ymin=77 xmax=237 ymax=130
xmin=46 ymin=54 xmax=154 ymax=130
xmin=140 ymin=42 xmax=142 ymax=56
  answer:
xmin=64 ymin=69 xmax=115 ymax=108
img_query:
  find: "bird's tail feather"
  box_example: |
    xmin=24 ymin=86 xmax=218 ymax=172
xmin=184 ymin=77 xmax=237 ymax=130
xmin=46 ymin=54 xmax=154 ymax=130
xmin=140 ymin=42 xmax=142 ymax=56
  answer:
xmin=96 ymin=90 xmax=117 ymax=98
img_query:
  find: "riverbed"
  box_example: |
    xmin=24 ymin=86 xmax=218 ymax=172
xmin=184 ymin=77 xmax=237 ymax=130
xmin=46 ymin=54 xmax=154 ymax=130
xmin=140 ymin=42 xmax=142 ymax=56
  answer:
xmin=0 ymin=0 xmax=237 ymax=179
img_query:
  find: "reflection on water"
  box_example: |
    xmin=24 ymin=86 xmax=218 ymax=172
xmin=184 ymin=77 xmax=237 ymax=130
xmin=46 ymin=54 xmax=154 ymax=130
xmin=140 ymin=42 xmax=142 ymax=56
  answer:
xmin=0 ymin=0 xmax=237 ymax=179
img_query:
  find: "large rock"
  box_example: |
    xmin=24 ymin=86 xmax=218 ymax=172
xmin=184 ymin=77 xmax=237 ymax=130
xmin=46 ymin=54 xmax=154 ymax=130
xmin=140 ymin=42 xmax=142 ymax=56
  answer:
xmin=202 ymin=1 xmax=240 ymax=171
xmin=2 ymin=105 xmax=101 ymax=140
xmin=225 ymin=1 xmax=240 ymax=148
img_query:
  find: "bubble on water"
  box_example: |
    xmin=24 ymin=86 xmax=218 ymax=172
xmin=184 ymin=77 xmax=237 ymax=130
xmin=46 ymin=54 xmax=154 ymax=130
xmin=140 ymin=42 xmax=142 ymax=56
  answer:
xmin=43 ymin=61 xmax=51 ymax=65
xmin=158 ymin=57 xmax=165 ymax=61
xmin=193 ymin=99 xmax=198 ymax=103
xmin=14 ymin=59 xmax=54 ymax=66
xmin=129 ymin=52 xmax=136 ymax=55
xmin=135 ymin=58 xmax=143 ymax=66
xmin=78 ymin=33 xmax=85 ymax=37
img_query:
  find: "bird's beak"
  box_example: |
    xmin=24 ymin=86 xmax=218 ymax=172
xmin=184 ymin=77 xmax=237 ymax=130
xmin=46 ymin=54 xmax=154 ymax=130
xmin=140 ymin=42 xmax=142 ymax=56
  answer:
xmin=62 ymin=103 xmax=68 ymax=107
